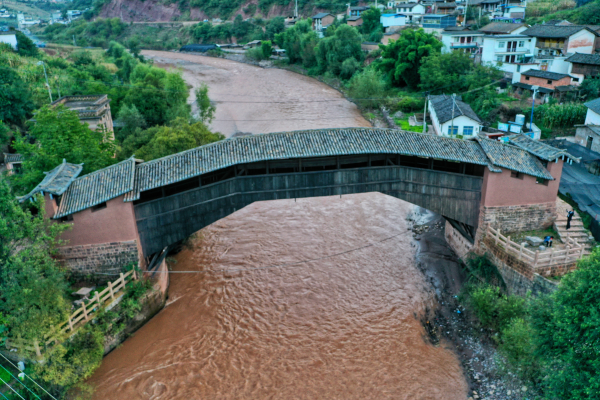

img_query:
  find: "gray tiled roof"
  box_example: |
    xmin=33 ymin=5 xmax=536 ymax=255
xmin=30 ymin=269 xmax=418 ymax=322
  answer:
xmin=54 ymin=157 xmax=136 ymax=218
xmin=475 ymin=137 xmax=554 ymax=180
xmin=479 ymin=22 xmax=527 ymax=34
xmin=3 ymin=153 xmax=23 ymax=164
xmin=507 ymin=133 xmax=577 ymax=161
xmin=521 ymin=69 xmax=570 ymax=80
xmin=19 ymin=160 xmax=83 ymax=202
xmin=429 ymin=95 xmax=482 ymax=124
xmin=312 ymin=13 xmax=331 ymax=19
xmin=396 ymin=2 xmax=420 ymax=7
xmin=566 ymin=53 xmax=600 ymax=66
xmin=33 ymin=129 xmax=558 ymax=217
xmin=585 ymin=98 xmax=600 ymax=115
xmin=521 ymin=25 xmax=599 ymax=38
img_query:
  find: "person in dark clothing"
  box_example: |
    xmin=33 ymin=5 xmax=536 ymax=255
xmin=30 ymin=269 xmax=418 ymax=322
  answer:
xmin=567 ymin=210 xmax=575 ymax=230
xmin=544 ymin=236 xmax=554 ymax=247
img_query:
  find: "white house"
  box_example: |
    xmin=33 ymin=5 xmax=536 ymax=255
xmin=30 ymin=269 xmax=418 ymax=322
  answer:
xmin=441 ymin=30 xmax=485 ymax=56
xmin=395 ymin=2 xmax=426 ymax=21
xmin=481 ymin=34 xmax=536 ymax=74
xmin=585 ymin=98 xmax=600 ymax=126
xmin=0 ymin=32 xmax=17 ymax=50
xmin=428 ymin=94 xmax=482 ymax=138
xmin=521 ymin=25 xmax=600 ymax=57
xmin=380 ymin=14 xmax=407 ymax=30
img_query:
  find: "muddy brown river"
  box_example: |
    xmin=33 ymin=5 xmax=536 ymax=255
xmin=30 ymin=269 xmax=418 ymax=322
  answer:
xmin=89 ymin=56 xmax=468 ymax=399
xmin=140 ymin=50 xmax=370 ymax=137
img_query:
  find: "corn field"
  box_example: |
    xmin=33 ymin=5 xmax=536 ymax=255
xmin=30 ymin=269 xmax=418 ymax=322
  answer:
xmin=534 ymin=103 xmax=587 ymax=129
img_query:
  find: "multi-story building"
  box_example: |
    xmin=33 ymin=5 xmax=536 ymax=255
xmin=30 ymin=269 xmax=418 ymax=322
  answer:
xmin=394 ymin=2 xmax=426 ymax=21
xmin=481 ymin=33 xmax=536 ymax=68
xmin=311 ymin=13 xmax=335 ymax=36
xmin=441 ymin=30 xmax=485 ymax=56
xmin=422 ymin=14 xmax=457 ymax=33
xmin=520 ymin=25 xmax=599 ymax=57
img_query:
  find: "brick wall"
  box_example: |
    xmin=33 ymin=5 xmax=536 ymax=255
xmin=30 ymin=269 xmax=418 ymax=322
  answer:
xmin=478 ymin=202 xmax=556 ymax=234
xmin=520 ymin=74 xmax=572 ymax=90
xmin=57 ymin=240 xmax=140 ymax=277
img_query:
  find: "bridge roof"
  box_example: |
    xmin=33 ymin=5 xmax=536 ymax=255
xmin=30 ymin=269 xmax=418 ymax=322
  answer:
xmin=506 ymin=133 xmax=578 ymax=162
xmin=47 ymin=128 xmax=558 ymax=218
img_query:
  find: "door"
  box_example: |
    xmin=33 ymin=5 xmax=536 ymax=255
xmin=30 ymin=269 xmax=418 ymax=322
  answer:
xmin=587 ymin=136 xmax=594 ymax=150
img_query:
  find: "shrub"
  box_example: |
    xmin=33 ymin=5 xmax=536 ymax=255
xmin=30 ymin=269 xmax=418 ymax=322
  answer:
xmin=347 ymin=68 xmax=386 ymax=108
xmin=261 ymin=40 xmax=272 ymax=59
xmin=497 ymin=317 xmax=541 ymax=381
xmin=396 ymin=96 xmax=425 ymax=113
xmin=463 ymin=284 xmax=526 ymax=333
xmin=246 ymin=47 xmax=267 ymax=61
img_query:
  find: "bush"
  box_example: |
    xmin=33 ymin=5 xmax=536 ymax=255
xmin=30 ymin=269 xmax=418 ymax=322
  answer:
xmin=396 ymin=96 xmax=425 ymax=113
xmin=261 ymin=40 xmax=272 ymax=59
xmin=340 ymin=58 xmax=360 ymax=80
xmin=463 ymin=284 xmax=527 ymax=333
xmin=347 ymin=68 xmax=386 ymax=108
xmin=497 ymin=318 xmax=540 ymax=381
xmin=246 ymin=47 xmax=268 ymax=61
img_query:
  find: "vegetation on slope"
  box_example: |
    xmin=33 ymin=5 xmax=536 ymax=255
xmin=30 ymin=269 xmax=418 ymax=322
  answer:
xmin=526 ymin=0 xmax=600 ymax=24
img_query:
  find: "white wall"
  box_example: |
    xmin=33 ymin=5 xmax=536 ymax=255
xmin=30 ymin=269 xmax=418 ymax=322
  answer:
xmin=567 ymin=30 xmax=596 ymax=55
xmin=396 ymin=4 xmax=425 ymax=14
xmin=586 ymin=109 xmax=600 ymax=125
xmin=0 ymin=34 xmax=17 ymax=50
xmin=380 ymin=14 xmax=406 ymax=27
xmin=441 ymin=115 xmax=481 ymax=137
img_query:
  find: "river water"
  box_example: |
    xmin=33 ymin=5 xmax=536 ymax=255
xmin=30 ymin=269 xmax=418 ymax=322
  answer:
xmin=89 ymin=55 xmax=468 ymax=399
xmin=89 ymin=194 xmax=467 ymax=399
xmin=140 ymin=50 xmax=370 ymax=137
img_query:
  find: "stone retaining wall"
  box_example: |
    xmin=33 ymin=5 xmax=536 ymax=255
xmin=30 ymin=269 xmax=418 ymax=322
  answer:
xmin=57 ymin=240 xmax=140 ymax=277
xmin=445 ymin=220 xmax=474 ymax=259
xmin=479 ymin=202 xmax=556 ymax=234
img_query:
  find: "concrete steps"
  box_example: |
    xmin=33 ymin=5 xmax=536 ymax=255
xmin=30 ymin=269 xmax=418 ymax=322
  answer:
xmin=554 ymin=199 xmax=595 ymax=254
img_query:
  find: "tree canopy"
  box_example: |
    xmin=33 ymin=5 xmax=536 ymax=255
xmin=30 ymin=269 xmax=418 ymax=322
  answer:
xmin=0 ymin=66 xmax=35 ymax=127
xmin=376 ymin=29 xmax=442 ymax=88
xmin=10 ymin=105 xmax=116 ymax=195
xmin=315 ymin=24 xmax=364 ymax=78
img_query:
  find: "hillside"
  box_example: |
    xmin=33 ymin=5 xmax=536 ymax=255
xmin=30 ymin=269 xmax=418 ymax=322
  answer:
xmin=96 ymin=0 xmax=351 ymax=22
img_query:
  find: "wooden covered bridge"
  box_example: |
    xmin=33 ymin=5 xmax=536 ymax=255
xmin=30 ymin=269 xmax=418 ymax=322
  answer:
xmin=19 ymin=128 xmax=574 ymax=272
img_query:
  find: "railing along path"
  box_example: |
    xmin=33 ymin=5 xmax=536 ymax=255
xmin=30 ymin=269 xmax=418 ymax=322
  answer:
xmin=3 ymin=269 xmax=138 ymax=360
xmin=487 ymin=226 xmax=585 ymax=268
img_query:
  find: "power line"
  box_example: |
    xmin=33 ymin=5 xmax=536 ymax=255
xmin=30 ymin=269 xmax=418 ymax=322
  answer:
xmin=94 ymin=228 xmax=411 ymax=276
xmin=0 ymin=377 xmax=24 ymax=400
xmin=0 ymin=353 xmax=58 ymax=400
xmin=0 ymin=388 xmax=8 ymax=400
xmin=0 ymin=365 xmax=40 ymax=400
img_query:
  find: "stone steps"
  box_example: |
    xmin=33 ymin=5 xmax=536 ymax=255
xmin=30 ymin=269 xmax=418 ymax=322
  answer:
xmin=553 ymin=199 xmax=595 ymax=253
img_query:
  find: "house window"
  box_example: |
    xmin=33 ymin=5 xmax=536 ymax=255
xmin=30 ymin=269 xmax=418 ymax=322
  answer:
xmin=518 ymin=41 xmax=525 ymax=47
xmin=525 ymin=76 xmax=530 ymax=80
xmin=573 ymin=77 xmax=579 ymax=82
xmin=91 ymin=202 xmax=107 ymax=212
xmin=547 ymin=80 xmax=552 ymax=84
xmin=498 ymin=41 xmax=506 ymax=48
xmin=496 ymin=56 xmax=503 ymax=62
xmin=463 ymin=126 xmax=474 ymax=135
xmin=510 ymin=171 xmax=523 ymax=179
xmin=448 ymin=126 xmax=459 ymax=135
xmin=536 ymin=177 xmax=549 ymax=186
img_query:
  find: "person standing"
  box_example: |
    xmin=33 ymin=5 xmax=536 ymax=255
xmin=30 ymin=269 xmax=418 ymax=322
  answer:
xmin=567 ymin=210 xmax=575 ymax=230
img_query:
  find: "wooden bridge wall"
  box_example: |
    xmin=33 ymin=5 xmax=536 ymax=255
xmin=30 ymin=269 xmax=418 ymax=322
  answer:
xmin=134 ymin=165 xmax=483 ymax=256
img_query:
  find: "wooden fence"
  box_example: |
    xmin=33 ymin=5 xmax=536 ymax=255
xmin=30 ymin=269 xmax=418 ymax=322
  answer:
xmin=487 ymin=226 xmax=585 ymax=268
xmin=3 ymin=269 xmax=137 ymax=360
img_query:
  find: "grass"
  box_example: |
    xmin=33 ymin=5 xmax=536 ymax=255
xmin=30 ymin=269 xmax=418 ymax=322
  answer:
xmin=510 ymin=226 xmax=560 ymax=244
xmin=394 ymin=118 xmax=422 ymax=133
xmin=0 ymin=364 xmax=12 ymax=385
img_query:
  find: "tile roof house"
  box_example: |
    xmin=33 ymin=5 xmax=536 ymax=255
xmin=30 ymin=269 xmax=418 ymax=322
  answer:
xmin=566 ymin=53 xmax=600 ymax=84
xmin=428 ymin=95 xmax=482 ymax=138
xmin=521 ymin=25 xmax=600 ymax=57
xmin=515 ymin=69 xmax=575 ymax=101
xmin=347 ymin=15 xmax=364 ymax=27
xmin=51 ymin=95 xmax=114 ymax=137
xmin=585 ymin=98 xmax=600 ymax=125
xmin=311 ymin=13 xmax=334 ymax=33
xmin=19 ymin=159 xmax=83 ymax=204
xmin=479 ymin=22 xmax=528 ymax=35
xmin=3 ymin=153 xmax=23 ymax=175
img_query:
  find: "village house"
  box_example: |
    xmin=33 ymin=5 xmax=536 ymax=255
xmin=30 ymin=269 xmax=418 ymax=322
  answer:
xmin=479 ymin=22 xmax=529 ymax=35
xmin=422 ymin=14 xmax=457 ymax=33
xmin=0 ymin=31 xmax=17 ymax=50
xmin=480 ymin=33 xmax=537 ymax=73
xmin=347 ymin=15 xmax=364 ymax=26
xmin=394 ymin=2 xmax=425 ymax=22
xmin=51 ymin=95 xmax=114 ymax=137
xmin=382 ymin=30 xmax=401 ymax=44
xmin=428 ymin=94 xmax=482 ymax=137
xmin=434 ymin=1 xmax=457 ymax=15
xmin=380 ymin=13 xmax=407 ymax=31
xmin=441 ymin=29 xmax=485 ymax=56
xmin=348 ymin=5 xmax=370 ymax=17
xmin=573 ymin=98 xmax=600 ymax=152
xmin=311 ymin=13 xmax=334 ymax=36
xmin=3 ymin=153 xmax=23 ymax=175
xmin=521 ymin=25 xmax=600 ymax=57
xmin=513 ymin=69 xmax=578 ymax=103
xmin=565 ymin=53 xmax=600 ymax=84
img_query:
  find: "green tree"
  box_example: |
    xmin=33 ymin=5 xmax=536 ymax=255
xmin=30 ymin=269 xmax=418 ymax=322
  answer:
xmin=360 ymin=7 xmax=382 ymax=37
xmin=275 ymin=19 xmax=314 ymax=64
xmin=266 ymin=16 xmax=285 ymax=40
xmin=532 ymin=248 xmax=600 ymax=399
xmin=0 ymin=179 xmax=70 ymax=341
xmin=15 ymin=31 xmax=38 ymax=57
xmin=315 ymin=24 xmax=363 ymax=77
xmin=0 ymin=66 xmax=35 ymax=126
xmin=10 ymin=105 xmax=116 ymax=194
xmin=580 ymin=78 xmax=600 ymax=100
xmin=347 ymin=67 xmax=387 ymax=108
xmin=127 ymin=36 xmax=141 ymax=58
xmin=419 ymin=52 xmax=474 ymax=93
xmin=0 ymin=120 xmax=10 ymax=146
xmin=376 ymin=28 xmax=442 ymax=88
xmin=261 ymin=40 xmax=273 ymax=59
xmin=195 ymin=83 xmax=216 ymax=124
xmin=133 ymin=118 xmax=225 ymax=161
xmin=462 ymin=64 xmax=503 ymax=123
xmin=115 ymin=103 xmax=146 ymax=142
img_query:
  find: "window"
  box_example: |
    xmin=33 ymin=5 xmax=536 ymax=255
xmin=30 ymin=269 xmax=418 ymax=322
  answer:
xmin=448 ymin=126 xmax=459 ymax=135
xmin=463 ymin=126 xmax=474 ymax=135
xmin=547 ymin=80 xmax=552 ymax=84
xmin=573 ymin=77 xmax=579 ymax=82
xmin=536 ymin=177 xmax=549 ymax=186
xmin=91 ymin=202 xmax=107 ymax=212
xmin=496 ymin=56 xmax=503 ymax=62
xmin=518 ymin=41 xmax=525 ymax=47
xmin=498 ymin=41 xmax=506 ymax=48
xmin=510 ymin=171 xmax=523 ymax=179
xmin=525 ymin=76 xmax=530 ymax=80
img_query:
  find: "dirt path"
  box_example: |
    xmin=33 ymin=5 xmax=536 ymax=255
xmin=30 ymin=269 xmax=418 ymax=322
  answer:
xmin=141 ymin=50 xmax=371 ymax=137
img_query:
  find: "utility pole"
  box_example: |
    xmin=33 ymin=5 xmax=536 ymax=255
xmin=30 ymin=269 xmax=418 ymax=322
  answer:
xmin=450 ymin=93 xmax=456 ymax=137
xmin=37 ymin=61 xmax=52 ymax=102
xmin=530 ymin=85 xmax=539 ymax=134
xmin=294 ymin=0 xmax=298 ymax=18
xmin=422 ymin=93 xmax=428 ymax=134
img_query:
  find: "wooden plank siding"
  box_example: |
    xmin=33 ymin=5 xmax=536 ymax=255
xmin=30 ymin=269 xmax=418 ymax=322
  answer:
xmin=134 ymin=156 xmax=483 ymax=256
